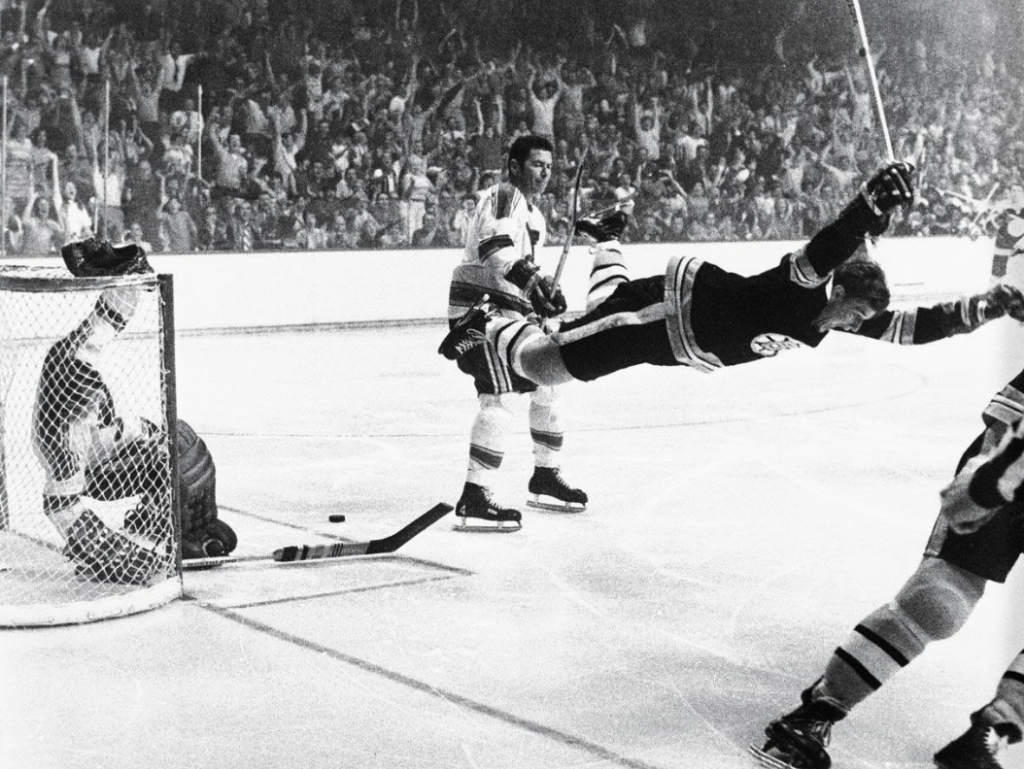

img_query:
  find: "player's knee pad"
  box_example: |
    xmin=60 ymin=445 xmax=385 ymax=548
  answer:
xmin=529 ymin=386 xmax=563 ymax=439
xmin=529 ymin=386 xmax=558 ymax=408
xmin=893 ymin=557 xmax=986 ymax=642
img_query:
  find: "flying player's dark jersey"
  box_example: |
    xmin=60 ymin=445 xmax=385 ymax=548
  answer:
xmin=557 ymin=197 xmax=991 ymax=381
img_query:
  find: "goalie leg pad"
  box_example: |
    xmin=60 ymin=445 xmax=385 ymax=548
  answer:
xmin=177 ymin=419 xmax=232 ymax=556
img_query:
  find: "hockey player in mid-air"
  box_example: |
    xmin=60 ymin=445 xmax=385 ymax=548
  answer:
xmin=35 ymin=237 xmax=236 ymax=585
xmin=444 ymin=134 xmax=587 ymax=533
xmin=441 ymin=161 xmax=1024 ymax=385
xmin=750 ymin=363 xmax=1024 ymax=769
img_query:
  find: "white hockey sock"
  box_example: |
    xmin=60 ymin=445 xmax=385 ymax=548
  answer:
xmin=466 ymin=394 xmax=513 ymax=487
xmin=529 ymin=387 xmax=563 ymax=468
xmin=587 ymin=242 xmax=628 ymax=312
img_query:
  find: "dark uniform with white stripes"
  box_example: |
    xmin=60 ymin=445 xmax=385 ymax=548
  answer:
xmin=556 ymin=197 xmax=997 ymax=381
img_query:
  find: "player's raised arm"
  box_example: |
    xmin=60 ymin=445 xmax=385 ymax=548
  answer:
xmin=801 ymin=161 xmax=915 ymax=279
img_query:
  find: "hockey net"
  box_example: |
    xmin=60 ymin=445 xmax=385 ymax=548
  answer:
xmin=0 ymin=266 xmax=181 ymax=626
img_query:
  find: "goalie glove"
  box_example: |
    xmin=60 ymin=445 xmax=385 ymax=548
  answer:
xmin=62 ymin=237 xmax=153 ymax=278
xmin=506 ymin=258 xmax=567 ymax=318
xmin=64 ymin=508 xmax=168 ymax=585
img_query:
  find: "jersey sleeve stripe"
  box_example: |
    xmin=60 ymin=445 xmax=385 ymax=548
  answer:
xmin=478 ymin=234 xmax=514 ymax=261
xmin=787 ymin=247 xmax=829 ymax=288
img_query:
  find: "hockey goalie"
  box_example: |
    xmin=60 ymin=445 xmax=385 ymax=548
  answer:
xmin=34 ymin=237 xmax=237 ymax=585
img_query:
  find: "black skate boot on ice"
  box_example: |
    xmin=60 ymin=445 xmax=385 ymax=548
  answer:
xmin=575 ymin=201 xmax=633 ymax=243
xmin=527 ymin=467 xmax=588 ymax=512
xmin=454 ymin=482 xmax=522 ymax=533
xmin=749 ymin=684 xmax=847 ymax=769
xmin=934 ymin=717 xmax=1021 ymax=769
xmin=438 ymin=295 xmax=495 ymax=360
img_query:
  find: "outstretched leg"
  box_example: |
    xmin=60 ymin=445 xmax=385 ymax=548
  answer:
xmin=752 ymin=556 xmax=988 ymax=768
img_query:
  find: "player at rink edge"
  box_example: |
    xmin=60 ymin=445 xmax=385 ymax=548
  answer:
xmin=440 ymin=161 xmax=1024 ymax=384
xmin=750 ymin=364 xmax=1024 ymax=769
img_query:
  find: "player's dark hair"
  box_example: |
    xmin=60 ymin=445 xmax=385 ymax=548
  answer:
xmin=833 ymin=255 xmax=890 ymax=312
xmin=507 ymin=135 xmax=554 ymax=175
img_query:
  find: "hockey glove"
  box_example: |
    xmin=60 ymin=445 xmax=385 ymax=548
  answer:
xmin=978 ymin=283 xmax=1024 ymax=322
xmin=506 ymin=258 xmax=567 ymax=318
xmin=861 ymin=161 xmax=915 ymax=216
xmin=64 ymin=508 xmax=168 ymax=584
xmin=62 ymin=238 xmax=153 ymax=278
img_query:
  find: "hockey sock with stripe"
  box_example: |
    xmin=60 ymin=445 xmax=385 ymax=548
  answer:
xmin=817 ymin=602 xmax=928 ymax=710
xmin=979 ymin=649 xmax=1024 ymax=742
xmin=466 ymin=394 xmax=513 ymax=487
xmin=587 ymin=243 xmax=629 ymax=312
xmin=529 ymin=387 xmax=563 ymax=467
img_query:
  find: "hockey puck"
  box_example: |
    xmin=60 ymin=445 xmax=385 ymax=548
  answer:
xmin=329 ymin=514 xmax=346 ymax=523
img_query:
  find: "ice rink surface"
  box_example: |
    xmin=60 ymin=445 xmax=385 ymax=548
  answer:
xmin=2 ymin=314 xmax=1023 ymax=769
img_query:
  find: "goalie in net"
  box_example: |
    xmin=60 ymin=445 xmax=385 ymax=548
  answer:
xmin=34 ymin=237 xmax=237 ymax=585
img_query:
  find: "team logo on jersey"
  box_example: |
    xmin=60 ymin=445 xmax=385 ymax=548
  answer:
xmin=750 ymin=333 xmax=806 ymax=357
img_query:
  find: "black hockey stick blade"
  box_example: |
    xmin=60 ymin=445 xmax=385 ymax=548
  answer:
xmin=272 ymin=503 xmax=453 ymax=562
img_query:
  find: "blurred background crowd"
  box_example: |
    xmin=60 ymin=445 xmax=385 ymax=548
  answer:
xmin=2 ymin=0 xmax=1024 ymax=254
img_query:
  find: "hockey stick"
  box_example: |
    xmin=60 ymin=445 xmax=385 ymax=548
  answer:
xmin=182 ymin=503 xmax=453 ymax=569
xmin=844 ymin=0 xmax=894 ymax=161
xmin=550 ymin=148 xmax=589 ymax=295
xmin=275 ymin=502 xmax=452 ymax=561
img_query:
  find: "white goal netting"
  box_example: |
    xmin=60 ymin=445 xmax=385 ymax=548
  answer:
xmin=0 ymin=266 xmax=181 ymax=626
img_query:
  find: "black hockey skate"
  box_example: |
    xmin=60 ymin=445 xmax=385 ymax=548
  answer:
xmin=934 ymin=719 xmax=1021 ymax=769
xmin=454 ymin=482 xmax=522 ymax=533
xmin=438 ymin=295 xmax=495 ymax=360
xmin=749 ymin=685 xmax=847 ymax=769
xmin=527 ymin=467 xmax=588 ymax=512
xmin=575 ymin=201 xmax=633 ymax=243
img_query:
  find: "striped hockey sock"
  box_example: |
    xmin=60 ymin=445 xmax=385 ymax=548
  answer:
xmin=586 ymin=242 xmax=629 ymax=312
xmin=817 ymin=602 xmax=928 ymax=709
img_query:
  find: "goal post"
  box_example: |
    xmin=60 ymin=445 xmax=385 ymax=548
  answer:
xmin=0 ymin=266 xmax=182 ymax=626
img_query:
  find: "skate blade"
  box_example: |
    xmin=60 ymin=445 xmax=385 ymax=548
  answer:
xmin=747 ymin=744 xmax=795 ymax=769
xmin=526 ymin=495 xmax=586 ymax=513
xmin=453 ymin=517 xmax=522 ymax=533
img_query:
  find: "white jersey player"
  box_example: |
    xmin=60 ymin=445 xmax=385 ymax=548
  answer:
xmin=442 ymin=135 xmax=587 ymax=532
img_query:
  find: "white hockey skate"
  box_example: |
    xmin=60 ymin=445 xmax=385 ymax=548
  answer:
xmin=526 ymin=467 xmax=588 ymax=513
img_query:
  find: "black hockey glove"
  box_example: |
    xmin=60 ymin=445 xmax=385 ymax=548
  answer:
xmin=506 ymin=258 xmax=567 ymax=318
xmin=62 ymin=238 xmax=153 ymax=278
xmin=978 ymin=283 xmax=1024 ymax=322
xmin=861 ymin=161 xmax=915 ymax=216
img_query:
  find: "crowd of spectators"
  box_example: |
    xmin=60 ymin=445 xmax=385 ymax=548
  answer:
xmin=2 ymin=0 xmax=1024 ymax=256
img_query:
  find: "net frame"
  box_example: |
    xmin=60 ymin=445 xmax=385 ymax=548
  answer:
xmin=0 ymin=266 xmax=182 ymax=626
